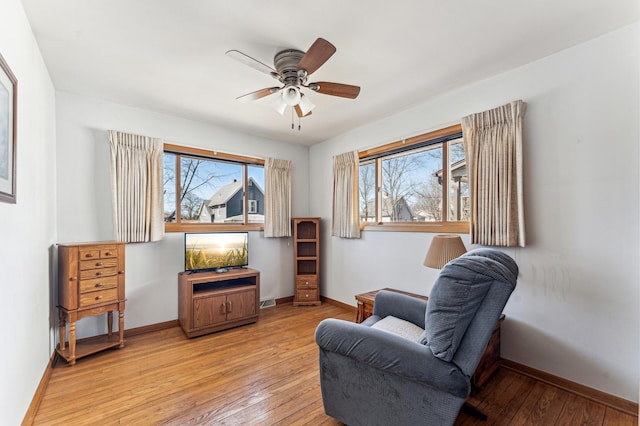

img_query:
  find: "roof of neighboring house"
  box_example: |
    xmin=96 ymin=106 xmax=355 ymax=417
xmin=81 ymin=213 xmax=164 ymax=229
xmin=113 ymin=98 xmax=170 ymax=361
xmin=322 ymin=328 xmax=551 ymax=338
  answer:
xmin=206 ymin=177 xmax=264 ymax=208
xmin=196 ymin=200 xmax=212 ymax=217
xmin=434 ymin=159 xmax=467 ymax=181
xmin=208 ymin=179 xmax=243 ymax=207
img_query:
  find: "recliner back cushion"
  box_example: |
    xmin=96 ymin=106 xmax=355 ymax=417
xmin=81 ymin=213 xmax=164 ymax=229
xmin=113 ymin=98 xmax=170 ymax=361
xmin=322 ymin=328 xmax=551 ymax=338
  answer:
xmin=424 ymin=254 xmax=506 ymax=361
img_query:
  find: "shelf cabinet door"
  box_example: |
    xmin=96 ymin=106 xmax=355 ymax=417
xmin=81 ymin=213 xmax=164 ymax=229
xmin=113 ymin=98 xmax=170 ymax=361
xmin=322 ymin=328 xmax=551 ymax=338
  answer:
xmin=193 ymin=294 xmax=227 ymax=328
xmin=226 ymin=289 xmax=256 ymax=322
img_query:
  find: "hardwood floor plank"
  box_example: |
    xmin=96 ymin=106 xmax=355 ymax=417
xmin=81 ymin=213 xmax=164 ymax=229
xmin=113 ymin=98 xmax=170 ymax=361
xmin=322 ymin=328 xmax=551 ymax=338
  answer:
xmin=483 ymin=373 xmax=538 ymax=425
xmin=603 ymin=407 xmax=638 ymax=426
xmin=556 ymin=393 xmax=606 ymax=425
xmin=32 ymin=303 xmax=637 ymax=426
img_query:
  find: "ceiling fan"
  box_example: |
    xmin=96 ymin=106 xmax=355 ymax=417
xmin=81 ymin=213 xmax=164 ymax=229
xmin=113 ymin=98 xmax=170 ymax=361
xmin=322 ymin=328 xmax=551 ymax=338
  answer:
xmin=226 ymin=38 xmax=360 ymax=120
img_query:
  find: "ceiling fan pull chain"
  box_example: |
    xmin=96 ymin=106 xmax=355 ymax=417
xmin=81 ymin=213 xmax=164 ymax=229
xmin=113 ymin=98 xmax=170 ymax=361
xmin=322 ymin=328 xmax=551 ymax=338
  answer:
xmin=291 ymin=107 xmax=294 ymax=130
xmin=298 ymin=114 xmax=301 ymax=131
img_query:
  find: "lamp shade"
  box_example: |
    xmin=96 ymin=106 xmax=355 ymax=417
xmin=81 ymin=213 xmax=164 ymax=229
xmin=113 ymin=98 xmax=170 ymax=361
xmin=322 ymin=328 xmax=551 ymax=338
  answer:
xmin=271 ymin=95 xmax=287 ymax=115
xmin=298 ymin=93 xmax=315 ymax=116
xmin=282 ymin=85 xmax=301 ymax=106
xmin=423 ymin=234 xmax=467 ymax=269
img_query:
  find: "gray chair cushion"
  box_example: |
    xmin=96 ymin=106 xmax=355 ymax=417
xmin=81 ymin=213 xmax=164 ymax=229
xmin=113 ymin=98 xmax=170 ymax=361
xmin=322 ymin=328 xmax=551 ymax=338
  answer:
xmin=425 ymin=249 xmax=518 ymax=361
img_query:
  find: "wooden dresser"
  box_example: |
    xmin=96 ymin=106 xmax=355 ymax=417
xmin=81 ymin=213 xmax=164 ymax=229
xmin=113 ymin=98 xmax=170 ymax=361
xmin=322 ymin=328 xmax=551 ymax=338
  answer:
xmin=56 ymin=242 xmax=126 ymax=365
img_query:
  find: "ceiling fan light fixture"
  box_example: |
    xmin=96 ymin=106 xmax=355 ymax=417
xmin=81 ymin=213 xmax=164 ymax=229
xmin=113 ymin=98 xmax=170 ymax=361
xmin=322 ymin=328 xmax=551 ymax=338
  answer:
xmin=298 ymin=94 xmax=315 ymax=116
xmin=271 ymin=95 xmax=287 ymax=115
xmin=282 ymin=85 xmax=301 ymax=106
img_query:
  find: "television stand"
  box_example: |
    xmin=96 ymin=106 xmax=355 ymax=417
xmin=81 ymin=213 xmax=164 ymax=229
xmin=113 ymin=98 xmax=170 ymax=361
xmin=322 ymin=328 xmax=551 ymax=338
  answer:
xmin=178 ymin=268 xmax=260 ymax=338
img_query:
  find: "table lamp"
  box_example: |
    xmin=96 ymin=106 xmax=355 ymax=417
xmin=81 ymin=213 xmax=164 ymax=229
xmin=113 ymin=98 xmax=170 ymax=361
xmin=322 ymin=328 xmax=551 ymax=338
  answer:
xmin=423 ymin=234 xmax=467 ymax=269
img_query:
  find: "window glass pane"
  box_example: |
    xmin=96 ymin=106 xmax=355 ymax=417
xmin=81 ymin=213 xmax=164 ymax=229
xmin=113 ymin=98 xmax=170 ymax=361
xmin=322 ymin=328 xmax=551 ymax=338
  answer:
xmin=448 ymin=139 xmax=469 ymax=221
xmin=247 ymin=165 xmax=265 ymax=223
xmin=359 ymin=161 xmax=376 ymax=222
xmin=382 ymin=144 xmax=443 ymax=222
xmin=163 ymin=153 xmax=177 ymax=223
xmin=180 ymin=157 xmax=242 ymax=223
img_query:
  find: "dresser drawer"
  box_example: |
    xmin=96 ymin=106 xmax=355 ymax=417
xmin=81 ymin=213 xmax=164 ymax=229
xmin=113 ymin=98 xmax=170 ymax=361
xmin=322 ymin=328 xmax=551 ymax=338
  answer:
xmin=79 ymin=258 xmax=119 ymax=270
xmin=295 ymin=289 xmax=318 ymax=302
xmin=100 ymin=247 xmax=118 ymax=258
xmin=80 ymin=266 xmax=118 ymax=280
xmin=79 ymin=287 xmax=118 ymax=307
xmin=78 ymin=249 xmax=100 ymax=260
xmin=79 ymin=276 xmax=118 ymax=293
xmin=296 ymin=276 xmax=317 ymax=289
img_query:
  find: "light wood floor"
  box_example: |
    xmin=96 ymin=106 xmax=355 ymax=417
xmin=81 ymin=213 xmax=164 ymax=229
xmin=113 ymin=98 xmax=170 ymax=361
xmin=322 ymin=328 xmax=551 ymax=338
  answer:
xmin=33 ymin=303 xmax=636 ymax=425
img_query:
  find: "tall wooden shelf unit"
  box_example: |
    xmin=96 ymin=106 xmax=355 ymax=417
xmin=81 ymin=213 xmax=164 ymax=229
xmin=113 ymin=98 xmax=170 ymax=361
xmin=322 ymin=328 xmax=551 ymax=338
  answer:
xmin=293 ymin=217 xmax=321 ymax=306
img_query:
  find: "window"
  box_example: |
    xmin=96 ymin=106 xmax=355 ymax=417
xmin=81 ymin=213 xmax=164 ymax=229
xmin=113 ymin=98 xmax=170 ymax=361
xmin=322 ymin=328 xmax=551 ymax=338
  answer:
xmin=358 ymin=124 xmax=469 ymax=232
xmin=163 ymin=144 xmax=265 ymax=232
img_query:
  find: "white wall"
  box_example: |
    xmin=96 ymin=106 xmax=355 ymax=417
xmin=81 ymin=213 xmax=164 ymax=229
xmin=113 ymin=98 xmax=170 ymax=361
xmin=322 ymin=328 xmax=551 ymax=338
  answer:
xmin=0 ymin=0 xmax=57 ymax=423
xmin=55 ymin=92 xmax=309 ymax=336
xmin=310 ymin=24 xmax=639 ymax=402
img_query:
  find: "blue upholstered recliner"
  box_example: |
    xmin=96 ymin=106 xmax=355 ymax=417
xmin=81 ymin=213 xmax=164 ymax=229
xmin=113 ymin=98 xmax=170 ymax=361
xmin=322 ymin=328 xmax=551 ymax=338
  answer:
xmin=315 ymin=248 xmax=518 ymax=426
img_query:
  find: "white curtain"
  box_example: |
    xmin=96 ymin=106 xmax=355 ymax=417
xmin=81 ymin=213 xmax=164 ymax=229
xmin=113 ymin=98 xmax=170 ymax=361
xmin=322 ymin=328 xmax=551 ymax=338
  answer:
xmin=108 ymin=130 xmax=164 ymax=243
xmin=332 ymin=151 xmax=361 ymax=239
xmin=264 ymin=158 xmax=292 ymax=237
xmin=462 ymin=100 xmax=526 ymax=247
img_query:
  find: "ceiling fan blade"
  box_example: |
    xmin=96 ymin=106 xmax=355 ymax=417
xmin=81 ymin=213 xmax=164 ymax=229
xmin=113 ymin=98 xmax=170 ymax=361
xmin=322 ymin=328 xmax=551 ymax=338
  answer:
xmin=236 ymin=87 xmax=281 ymax=103
xmin=226 ymin=50 xmax=278 ymax=78
xmin=297 ymin=38 xmax=336 ymax=76
xmin=294 ymin=105 xmax=312 ymax=118
xmin=309 ymin=82 xmax=360 ymax=99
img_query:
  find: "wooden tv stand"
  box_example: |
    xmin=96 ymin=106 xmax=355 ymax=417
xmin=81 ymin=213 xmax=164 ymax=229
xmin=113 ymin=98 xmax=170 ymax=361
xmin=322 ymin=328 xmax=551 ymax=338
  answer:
xmin=178 ymin=268 xmax=260 ymax=338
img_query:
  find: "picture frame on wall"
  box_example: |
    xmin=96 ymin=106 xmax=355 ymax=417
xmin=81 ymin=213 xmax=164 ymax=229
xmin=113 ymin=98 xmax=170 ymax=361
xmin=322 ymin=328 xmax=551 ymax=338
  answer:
xmin=0 ymin=52 xmax=17 ymax=204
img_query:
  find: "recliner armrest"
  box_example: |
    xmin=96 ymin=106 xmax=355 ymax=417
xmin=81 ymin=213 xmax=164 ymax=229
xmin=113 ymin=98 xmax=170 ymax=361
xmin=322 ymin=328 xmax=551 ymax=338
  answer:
xmin=373 ymin=290 xmax=427 ymax=328
xmin=315 ymin=318 xmax=470 ymax=398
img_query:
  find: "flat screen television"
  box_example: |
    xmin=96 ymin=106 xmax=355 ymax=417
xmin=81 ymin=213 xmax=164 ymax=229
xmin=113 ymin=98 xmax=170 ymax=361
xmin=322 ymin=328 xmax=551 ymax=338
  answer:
xmin=184 ymin=232 xmax=248 ymax=273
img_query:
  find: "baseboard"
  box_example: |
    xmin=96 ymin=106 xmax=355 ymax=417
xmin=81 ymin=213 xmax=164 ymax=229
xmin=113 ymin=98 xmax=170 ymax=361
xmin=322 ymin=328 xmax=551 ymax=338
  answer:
xmin=320 ymin=295 xmax=357 ymax=314
xmin=124 ymin=320 xmax=180 ymax=337
xmin=502 ymin=359 xmax=638 ymax=417
xmin=275 ymin=295 xmax=294 ymax=305
xmin=22 ymin=352 xmax=56 ymax=426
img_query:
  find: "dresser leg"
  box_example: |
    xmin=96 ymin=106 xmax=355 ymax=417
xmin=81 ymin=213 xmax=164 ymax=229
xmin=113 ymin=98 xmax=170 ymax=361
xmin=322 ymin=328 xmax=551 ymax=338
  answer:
xmin=107 ymin=311 xmax=113 ymax=337
xmin=58 ymin=310 xmax=66 ymax=351
xmin=68 ymin=321 xmax=77 ymax=366
xmin=118 ymin=310 xmax=125 ymax=348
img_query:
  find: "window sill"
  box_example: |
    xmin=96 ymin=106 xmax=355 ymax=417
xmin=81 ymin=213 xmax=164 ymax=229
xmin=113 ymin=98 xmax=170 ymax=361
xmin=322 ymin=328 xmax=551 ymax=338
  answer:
xmin=361 ymin=222 xmax=470 ymax=233
xmin=165 ymin=223 xmax=264 ymax=233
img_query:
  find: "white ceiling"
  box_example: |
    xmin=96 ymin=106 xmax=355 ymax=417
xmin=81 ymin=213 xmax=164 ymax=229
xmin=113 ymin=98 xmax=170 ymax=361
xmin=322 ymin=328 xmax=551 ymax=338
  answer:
xmin=21 ymin=0 xmax=638 ymax=146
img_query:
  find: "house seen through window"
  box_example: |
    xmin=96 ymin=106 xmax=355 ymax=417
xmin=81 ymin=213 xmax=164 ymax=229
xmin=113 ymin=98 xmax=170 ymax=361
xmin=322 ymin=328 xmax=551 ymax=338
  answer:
xmin=163 ymin=145 xmax=265 ymax=232
xmin=358 ymin=124 xmax=469 ymax=232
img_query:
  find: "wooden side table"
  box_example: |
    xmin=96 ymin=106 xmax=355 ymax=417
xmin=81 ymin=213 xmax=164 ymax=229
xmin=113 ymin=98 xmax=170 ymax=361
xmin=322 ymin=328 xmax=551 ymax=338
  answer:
xmin=354 ymin=288 xmax=504 ymax=389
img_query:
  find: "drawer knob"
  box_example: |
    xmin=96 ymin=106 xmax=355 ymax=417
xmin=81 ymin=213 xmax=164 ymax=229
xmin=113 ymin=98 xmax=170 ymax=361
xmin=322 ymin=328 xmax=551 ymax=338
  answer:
xmin=69 ymin=277 xmax=77 ymax=282
xmin=95 ymin=272 xmax=102 ymax=276
xmin=95 ymin=283 xmax=103 ymax=288
xmin=105 ymin=252 xmax=112 ymax=256
xmin=96 ymin=262 xmax=103 ymax=266
xmin=95 ymin=295 xmax=103 ymax=300
xmin=85 ymin=253 xmax=94 ymax=258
